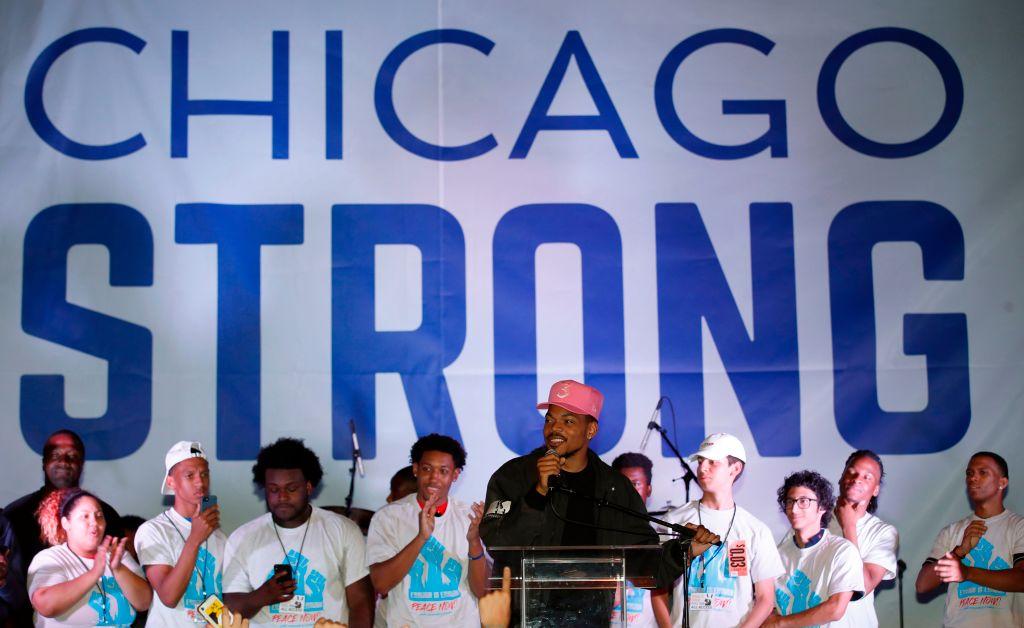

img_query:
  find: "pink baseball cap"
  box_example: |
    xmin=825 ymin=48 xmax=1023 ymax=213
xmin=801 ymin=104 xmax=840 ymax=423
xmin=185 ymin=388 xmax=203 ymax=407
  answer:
xmin=537 ymin=379 xmax=604 ymax=421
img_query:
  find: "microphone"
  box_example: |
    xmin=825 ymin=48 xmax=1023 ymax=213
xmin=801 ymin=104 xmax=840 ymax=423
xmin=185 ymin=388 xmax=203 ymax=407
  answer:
xmin=639 ymin=397 xmax=665 ymax=451
xmin=545 ymin=448 xmax=562 ymax=490
xmin=897 ymin=559 xmax=906 ymax=575
xmin=350 ymin=420 xmax=365 ymax=478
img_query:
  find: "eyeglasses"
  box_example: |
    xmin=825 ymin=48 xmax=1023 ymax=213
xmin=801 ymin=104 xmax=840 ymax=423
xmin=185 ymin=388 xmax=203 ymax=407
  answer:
xmin=783 ymin=497 xmax=819 ymax=510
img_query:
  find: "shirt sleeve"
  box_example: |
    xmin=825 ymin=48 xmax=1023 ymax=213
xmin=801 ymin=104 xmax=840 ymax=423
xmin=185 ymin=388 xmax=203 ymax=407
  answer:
xmin=1012 ymin=516 xmax=1024 ymax=565
xmin=27 ymin=551 xmax=66 ymax=595
xmin=338 ymin=519 xmax=369 ymax=587
xmin=750 ymin=521 xmax=786 ymax=583
xmin=860 ymin=522 xmax=898 ymax=581
xmin=222 ymin=531 xmax=254 ymax=594
xmin=827 ymin=541 xmax=865 ymax=597
xmin=926 ymin=523 xmax=954 ymax=564
xmin=365 ymin=508 xmax=399 ymax=567
xmin=134 ymin=520 xmax=176 ymax=568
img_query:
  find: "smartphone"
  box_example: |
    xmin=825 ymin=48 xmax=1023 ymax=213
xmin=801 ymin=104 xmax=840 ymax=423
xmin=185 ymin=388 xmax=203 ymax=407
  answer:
xmin=273 ymin=563 xmax=292 ymax=582
xmin=200 ymin=495 xmax=218 ymax=512
xmin=196 ymin=593 xmax=224 ymax=626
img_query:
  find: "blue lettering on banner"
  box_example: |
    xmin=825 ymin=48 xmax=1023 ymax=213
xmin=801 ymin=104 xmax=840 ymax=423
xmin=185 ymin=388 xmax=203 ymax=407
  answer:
xmin=493 ymin=204 xmax=626 ymax=454
xmin=24 ymin=28 xmax=147 ymax=160
xmin=829 ymin=201 xmax=969 ymax=454
xmin=332 ymin=205 xmax=466 ymax=459
xmin=375 ymin=29 xmax=497 ymax=161
xmin=21 ymin=204 xmax=153 ymax=459
xmin=511 ymin=31 xmax=637 ymax=159
xmin=818 ymin=28 xmax=963 ymax=159
xmin=325 ymin=30 xmax=344 ymax=159
xmin=175 ymin=204 xmax=304 ymax=460
xmin=655 ymin=29 xmax=787 ymax=160
xmin=655 ymin=203 xmax=799 ymax=457
xmin=171 ymin=30 xmax=290 ymax=159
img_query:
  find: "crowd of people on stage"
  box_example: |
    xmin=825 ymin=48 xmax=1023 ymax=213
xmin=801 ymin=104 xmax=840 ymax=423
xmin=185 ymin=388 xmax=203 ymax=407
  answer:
xmin=0 ymin=379 xmax=1021 ymax=627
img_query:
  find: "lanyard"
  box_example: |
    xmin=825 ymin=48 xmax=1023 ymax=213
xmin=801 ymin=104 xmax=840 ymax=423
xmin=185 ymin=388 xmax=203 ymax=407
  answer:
xmin=695 ymin=502 xmax=736 ymax=589
xmin=163 ymin=511 xmax=210 ymax=599
xmin=272 ymin=508 xmax=312 ymax=569
xmin=68 ymin=546 xmax=109 ymax=623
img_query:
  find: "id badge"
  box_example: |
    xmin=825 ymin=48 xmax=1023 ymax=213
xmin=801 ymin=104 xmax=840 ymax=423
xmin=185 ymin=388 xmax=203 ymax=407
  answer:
xmin=280 ymin=594 xmax=305 ymax=614
xmin=689 ymin=592 xmax=713 ymax=611
xmin=196 ymin=594 xmax=224 ymax=626
xmin=728 ymin=539 xmax=749 ymax=577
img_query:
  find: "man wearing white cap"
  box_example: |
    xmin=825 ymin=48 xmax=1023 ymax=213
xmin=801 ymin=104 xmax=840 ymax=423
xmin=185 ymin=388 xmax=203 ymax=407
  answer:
xmin=134 ymin=441 xmax=227 ymax=626
xmin=665 ymin=433 xmax=785 ymax=628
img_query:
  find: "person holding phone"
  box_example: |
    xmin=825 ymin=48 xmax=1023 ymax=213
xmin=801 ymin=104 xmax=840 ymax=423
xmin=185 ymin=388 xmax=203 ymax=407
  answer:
xmin=27 ymin=488 xmax=151 ymax=626
xmin=222 ymin=438 xmax=373 ymax=627
xmin=134 ymin=441 xmax=227 ymax=626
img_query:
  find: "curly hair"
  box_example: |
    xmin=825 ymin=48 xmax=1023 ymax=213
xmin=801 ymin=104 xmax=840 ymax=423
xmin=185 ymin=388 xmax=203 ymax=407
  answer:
xmin=611 ymin=452 xmax=653 ymax=485
xmin=36 ymin=488 xmax=101 ymax=546
xmin=777 ymin=470 xmax=835 ymax=529
xmin=251 ymin=437 xmax=324 ymax=488
xmin=842 ymin=450 xmax=885 ymax=513
xmin=410 ymin=434 xmax=466 ymax=469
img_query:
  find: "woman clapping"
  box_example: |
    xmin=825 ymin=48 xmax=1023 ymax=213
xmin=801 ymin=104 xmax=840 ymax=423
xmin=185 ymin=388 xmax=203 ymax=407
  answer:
xmin=28 ymin=488 xmax=151 ymax=626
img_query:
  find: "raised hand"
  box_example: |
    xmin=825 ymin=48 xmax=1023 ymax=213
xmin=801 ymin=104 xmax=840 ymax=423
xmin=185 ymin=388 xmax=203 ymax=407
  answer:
xmin=479 ymin=566 xmax=512 ymax=628
xmin=535 ymin=452 xmax=564 ymax=496
xmin=954 ymin=520 xmax=987 ymax=558
xmin=418 ymin=492 xmax=440 ymax=542
xmin=91 ymin=536 xmax=112 ymax=577
xmin=935 ymin=552 xmax=967 ymax=583
xmin=467 ymin=501 xmax=484 ymax=545
xmin=108 ymin=536 xmax=129 ymax=571
xmin=190 ymin=503 xmax=220 ymax=545
xmin=221 ymin=608 xmax=251 ymax=628
xmin=256 ymin=570 xmax=297 ymax=607
xmin=834 ymin=497 xmax=866 ymax=533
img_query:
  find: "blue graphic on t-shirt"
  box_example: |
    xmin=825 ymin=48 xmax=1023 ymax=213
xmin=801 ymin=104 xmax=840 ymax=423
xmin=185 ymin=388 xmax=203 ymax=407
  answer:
xmin=775 ymin=570 xmax=822 ymax=616
xmin=265 ymin=550 xmax=327 ymax=614
xmin=88 ymin=576 xmax=136 ymax=626
xmin=183 ymin=546 xmax=222 ymax=609
xmin=688 ymin=548 xmax=737 ymax=600
xmin=957 ymin=538 xmax=1009 ymax=604
xmin=409 ymin=537 xmax=462 ymax=602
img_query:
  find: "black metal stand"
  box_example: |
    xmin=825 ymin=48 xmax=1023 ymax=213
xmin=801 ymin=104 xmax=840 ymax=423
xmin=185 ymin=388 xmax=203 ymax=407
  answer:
xmin=344 ymin=419 xmax=358 ymax=516
xmin=897 ymin=558 xmax=906 ymax=628
xmin=647 ymin=418 xmax=697 ymax=502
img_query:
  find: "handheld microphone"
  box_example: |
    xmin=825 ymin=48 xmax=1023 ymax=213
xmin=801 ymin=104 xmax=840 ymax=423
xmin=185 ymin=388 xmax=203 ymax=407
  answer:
xmin=545 ymin=448 xmax=562 ymax=490
xmin=350 ymin=420 xmax=365 ymax=478
xmin=639 ymin=397 xmax=665 ymax=451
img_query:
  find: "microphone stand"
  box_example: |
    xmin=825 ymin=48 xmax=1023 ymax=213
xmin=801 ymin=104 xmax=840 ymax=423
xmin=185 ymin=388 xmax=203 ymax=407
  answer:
xmin=897 ymin=559 xmax=906 ymax=628
xmin=344 ymin=420 xmax=359 ymax=516
xmin=648 ymin=421 xmax=697 ymax=502
xmin=551 ymin=483 xmax=701 ymax=628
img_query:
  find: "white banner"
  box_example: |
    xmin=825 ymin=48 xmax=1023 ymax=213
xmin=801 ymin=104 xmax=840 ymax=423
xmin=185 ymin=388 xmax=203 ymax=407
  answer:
xmin=2 ymin=3 xmax=1022 ymax=624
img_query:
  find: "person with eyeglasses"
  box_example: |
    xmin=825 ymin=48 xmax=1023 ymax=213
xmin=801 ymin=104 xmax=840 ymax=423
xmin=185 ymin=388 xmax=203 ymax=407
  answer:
xmin=133 ymin=441 xmax=227 ymax=626
xmin=222 ymin=438 xmax=374 ymax=627
xmin=5 ymin=430 xmax=123 ymax=606
xmin=766 ymin=470 xmax=864 ymax=627
xmin=663 ymin=433 xmax=784 ymax=628
xmin=27 ymin=488 xmax=151 ymax=626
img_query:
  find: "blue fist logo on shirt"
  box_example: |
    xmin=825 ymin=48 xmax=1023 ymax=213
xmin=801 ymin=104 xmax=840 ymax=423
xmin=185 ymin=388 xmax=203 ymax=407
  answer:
xmin=409 ymin=537 xmax=462 ymax=602
xmin=775 ymin=570 xmax=822 ymax=616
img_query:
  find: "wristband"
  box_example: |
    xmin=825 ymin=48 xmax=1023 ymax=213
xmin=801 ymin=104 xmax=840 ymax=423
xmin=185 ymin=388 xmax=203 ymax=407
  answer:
xmin=468 ymin=550 xmax=485 ymax=561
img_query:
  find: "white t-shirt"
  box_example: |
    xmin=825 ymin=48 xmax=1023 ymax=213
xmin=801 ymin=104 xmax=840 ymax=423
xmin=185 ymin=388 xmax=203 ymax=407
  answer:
xmin=134 ymin=508 xmax=229 ymax=626
xmin=775 ymin=529 xmax=865 ymax=627
xmin=926 ymin=509 xmax=1024 ymax=628
xmin=27 ymin=543 xmax=144 ymax=627
xmin=827 ymin=512 xmax=898 ymax=627
xmin=664 ymin=501 xmax=785 ymax=627
xmin=223 ymin=507 xmax=369 ymax=627
xmin=610 ymin=581 xmax=656 ymax=627
xmin=366 ymin=494 xmax=480 ymax=627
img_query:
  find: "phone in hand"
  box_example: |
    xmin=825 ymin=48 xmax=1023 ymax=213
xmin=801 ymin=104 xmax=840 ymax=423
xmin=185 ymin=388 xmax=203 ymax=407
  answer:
xmin=201 ymin=495 xmax=218 ymax=512
xmin=273 ymin=563 xmax=292 ymax=582
xmin=196 ymin=593 xmax=224 ymax=626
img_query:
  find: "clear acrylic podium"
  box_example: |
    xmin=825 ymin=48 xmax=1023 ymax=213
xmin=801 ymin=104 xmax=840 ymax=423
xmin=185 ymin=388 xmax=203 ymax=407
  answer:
xmin=488 ymin=545 xmax=662 ymax=627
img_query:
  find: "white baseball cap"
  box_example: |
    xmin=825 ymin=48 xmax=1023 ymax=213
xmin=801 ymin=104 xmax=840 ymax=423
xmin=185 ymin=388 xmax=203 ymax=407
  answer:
xmin=688 ymin=432 xmax=747 ymax=463
xmin=161 ymin=441 xmax=208 ymax=495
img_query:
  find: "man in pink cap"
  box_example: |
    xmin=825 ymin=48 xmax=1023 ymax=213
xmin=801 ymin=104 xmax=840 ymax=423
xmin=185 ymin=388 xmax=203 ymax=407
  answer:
xmin=480 ymin=380 xmax=716 ymax=624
